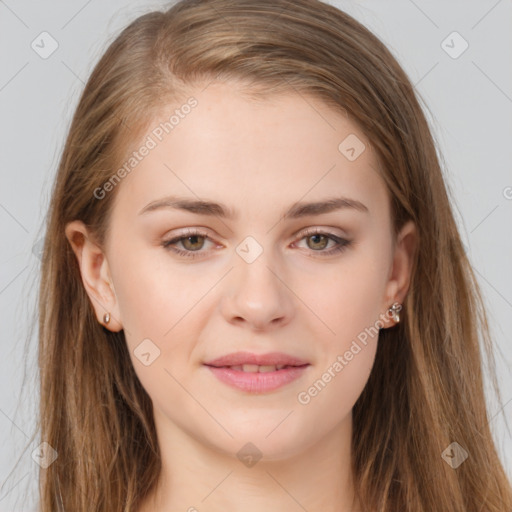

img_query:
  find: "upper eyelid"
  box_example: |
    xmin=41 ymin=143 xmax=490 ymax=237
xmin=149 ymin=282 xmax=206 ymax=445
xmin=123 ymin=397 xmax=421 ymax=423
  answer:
xmin=166 ymin=226 xmax=347 ymax=240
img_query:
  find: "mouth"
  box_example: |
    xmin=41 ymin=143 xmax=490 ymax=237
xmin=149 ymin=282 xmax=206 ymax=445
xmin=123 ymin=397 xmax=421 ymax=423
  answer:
xmin=203 ymin=352 xmax=311 ymax=393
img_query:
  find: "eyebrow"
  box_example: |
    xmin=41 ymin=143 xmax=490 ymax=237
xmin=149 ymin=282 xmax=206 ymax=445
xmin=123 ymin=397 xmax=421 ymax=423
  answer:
xmin=138 ymin=195 xmax=369 ymax=219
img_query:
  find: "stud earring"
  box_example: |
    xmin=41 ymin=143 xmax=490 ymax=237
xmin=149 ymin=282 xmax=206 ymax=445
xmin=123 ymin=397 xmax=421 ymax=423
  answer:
xmin=388 ymin=302 xmax=402 ymax=324
xmin=103 ymin=312 xmax=111 ymax=325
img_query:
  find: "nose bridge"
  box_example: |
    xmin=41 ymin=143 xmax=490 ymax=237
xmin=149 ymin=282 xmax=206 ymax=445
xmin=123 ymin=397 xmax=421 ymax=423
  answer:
xmin=221 ymin=235 xmax=294 ymax=329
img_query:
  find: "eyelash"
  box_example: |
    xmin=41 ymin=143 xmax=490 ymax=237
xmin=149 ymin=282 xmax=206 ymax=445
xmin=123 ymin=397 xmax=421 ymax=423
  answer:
xmin=161 ymin=228 xmax=352 ymax=260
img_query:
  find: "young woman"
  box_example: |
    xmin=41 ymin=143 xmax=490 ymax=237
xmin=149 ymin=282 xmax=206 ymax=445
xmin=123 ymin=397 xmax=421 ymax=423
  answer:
xmin=36 ymin=0 xmax=512 ymax=510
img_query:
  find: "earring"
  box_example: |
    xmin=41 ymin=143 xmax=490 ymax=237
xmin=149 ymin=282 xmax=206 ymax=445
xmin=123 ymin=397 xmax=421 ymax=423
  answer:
xmin=103 ymin=312 xmax=111 ymax=325
xmin=388 ymin=302 xmax=402 ymax=324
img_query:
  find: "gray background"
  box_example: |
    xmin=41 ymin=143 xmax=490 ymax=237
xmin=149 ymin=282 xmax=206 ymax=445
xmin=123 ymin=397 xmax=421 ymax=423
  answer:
xmin=0 ymin=1 xmax=511 ymax=510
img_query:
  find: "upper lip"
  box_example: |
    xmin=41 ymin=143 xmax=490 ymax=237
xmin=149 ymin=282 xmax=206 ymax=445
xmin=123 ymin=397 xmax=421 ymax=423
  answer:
xmin=204 ymin=351 xmax=310 ymax=367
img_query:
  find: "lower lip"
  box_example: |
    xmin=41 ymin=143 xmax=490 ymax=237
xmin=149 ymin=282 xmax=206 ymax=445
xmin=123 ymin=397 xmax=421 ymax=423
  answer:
xmin=205 ymin=365 xmax=310 ymax=393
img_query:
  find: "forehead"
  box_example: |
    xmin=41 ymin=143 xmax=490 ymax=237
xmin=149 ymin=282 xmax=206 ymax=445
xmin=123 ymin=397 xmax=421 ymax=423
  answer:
xmin=110 ymin=81 xmax=388 ymax=222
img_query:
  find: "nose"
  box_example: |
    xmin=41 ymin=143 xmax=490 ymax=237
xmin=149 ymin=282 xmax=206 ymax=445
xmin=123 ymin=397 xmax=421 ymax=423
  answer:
xmin=220 ymin=249 xmax=295 ymax=332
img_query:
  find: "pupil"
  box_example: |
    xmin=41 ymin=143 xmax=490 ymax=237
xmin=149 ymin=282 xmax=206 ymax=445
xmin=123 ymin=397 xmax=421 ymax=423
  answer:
xmin=185 ymin=235 xmax=203 ymax=250
xmin=309 ymin=234 xmax=327 ymax=250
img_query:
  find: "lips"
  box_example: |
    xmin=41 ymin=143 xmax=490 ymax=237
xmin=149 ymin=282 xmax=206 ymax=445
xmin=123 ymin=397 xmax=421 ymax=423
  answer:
xmin=204 ymin=351 xmax=310 ymax=392
xmin=204 ymin=351 xmax=310 ymax=369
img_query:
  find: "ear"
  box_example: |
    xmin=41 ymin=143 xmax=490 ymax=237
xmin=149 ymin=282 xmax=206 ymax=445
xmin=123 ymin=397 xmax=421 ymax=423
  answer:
xmin=380 ymin=220 xmax=417 ymax=328
xmin=64 ymin=220 xmax=123 ymax=332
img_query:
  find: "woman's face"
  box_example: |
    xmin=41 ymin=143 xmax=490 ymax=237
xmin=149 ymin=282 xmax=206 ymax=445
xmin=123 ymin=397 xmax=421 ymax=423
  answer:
xmin=68 ymin=81 xmax=415 ymax=460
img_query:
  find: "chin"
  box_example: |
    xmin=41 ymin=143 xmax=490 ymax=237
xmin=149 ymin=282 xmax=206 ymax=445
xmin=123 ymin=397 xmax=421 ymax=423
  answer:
xmin=203 ymin=416 xmax=314 ymax=461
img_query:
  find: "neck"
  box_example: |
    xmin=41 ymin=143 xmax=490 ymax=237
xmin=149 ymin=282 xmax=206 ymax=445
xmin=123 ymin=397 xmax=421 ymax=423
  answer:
xmin=138 ymin=410 xmax=360 ymax=512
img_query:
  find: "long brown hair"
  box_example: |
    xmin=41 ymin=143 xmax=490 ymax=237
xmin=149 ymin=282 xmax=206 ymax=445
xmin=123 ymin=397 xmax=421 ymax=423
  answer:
xmin=31 ymin=0 xmax=512 ymax=510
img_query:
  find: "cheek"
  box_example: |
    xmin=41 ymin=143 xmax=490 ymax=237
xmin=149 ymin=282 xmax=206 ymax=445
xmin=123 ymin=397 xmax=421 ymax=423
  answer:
xmin=294 ymin=262 xmax=384 ymax=425
xmin=293 ymin=244 xmax=388 ymax=406
xmin=109 ymin=246 xmax=211 ymax=378
xmin=109 ymin=245 xmax=182 ymax=332
xmin=300 ymin=252 xmax=388 ymax=342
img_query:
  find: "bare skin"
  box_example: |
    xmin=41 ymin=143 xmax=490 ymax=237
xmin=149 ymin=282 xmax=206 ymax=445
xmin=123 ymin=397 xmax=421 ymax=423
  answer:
xmin=66 ymin=80 xmax=417 ymax=512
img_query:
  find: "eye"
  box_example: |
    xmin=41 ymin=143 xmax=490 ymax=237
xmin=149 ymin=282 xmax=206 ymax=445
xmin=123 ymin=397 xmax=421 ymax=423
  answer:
xmin=294 ymin=228 xmax=352 ymax=257
xmin=161 ymin=227 xmax=352 ymax=260
xmin=161 ymin=229 xmax=216 ymax=259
